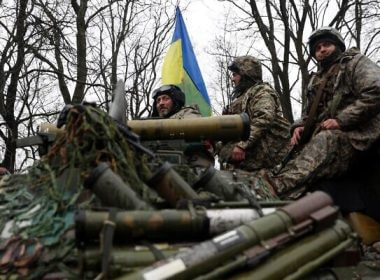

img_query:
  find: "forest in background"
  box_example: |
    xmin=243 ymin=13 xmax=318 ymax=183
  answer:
xmin=1 ymin=0 xmax=379 ymax=172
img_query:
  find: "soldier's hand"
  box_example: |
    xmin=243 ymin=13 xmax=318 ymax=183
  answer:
xmin=291 ymin=126 xmax=304 ymax=145
xmin=320 ymin=119 xmax=340 ymax=130
xmin=231 ymin=146 xmax=245 ymax=162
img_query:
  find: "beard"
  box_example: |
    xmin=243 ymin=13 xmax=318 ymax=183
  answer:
xmin=158 ymin=107 xmax=171 ymax=117
xmin=232 ymin=78 xmax=256 ymax=99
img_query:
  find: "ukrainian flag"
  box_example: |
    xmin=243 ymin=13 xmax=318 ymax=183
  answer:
xmin=162 ymin=7 xmax=212 ymax=116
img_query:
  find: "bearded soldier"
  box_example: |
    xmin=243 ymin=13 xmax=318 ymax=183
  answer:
xmin=150 ymin=84 xmax=214 ymax=167
xmin=217 ymin=56 xmax=290 ymax=171
xmin=150 ymin=84 xmax=201 ymax=119
xmin=258 ymin=27 xmax=380 ymax=199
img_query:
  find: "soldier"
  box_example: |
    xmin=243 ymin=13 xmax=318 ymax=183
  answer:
xmin=217 ymin=56 xmax=290 ymax=171
xmin=259 ymin=27 xmax=380 ymax=199
xmin=151 ymin=84 xmax=201 ymax=119
xmin=150 ymin=84 xmax=214 ymax=167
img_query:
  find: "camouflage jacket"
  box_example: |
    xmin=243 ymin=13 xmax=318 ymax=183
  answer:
xmin=170 ymin=105 xmax=202 ymax=119
xmin=170 ymin=105 xmax=214 ymax=167
xmin=220 ymin=82 xmax=290 ymax=171
xmin=299 ymin=48 xmax=380 ymax=151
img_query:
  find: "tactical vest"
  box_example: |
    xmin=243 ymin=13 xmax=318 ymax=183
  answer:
xmin=228 ymin=83 xmax=281 ymax=115
xmin=306 ymin=49 xmax=361 ymax=122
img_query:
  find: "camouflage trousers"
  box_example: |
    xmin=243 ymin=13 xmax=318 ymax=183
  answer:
xmin=266 ymin=130 xmax=357 ymax=199
xmin=218 ymin=141 xmax=291 ymax=172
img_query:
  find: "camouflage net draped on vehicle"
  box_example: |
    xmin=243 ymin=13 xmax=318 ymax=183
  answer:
xmin=0 ymin=105 xmax=154 ymax=278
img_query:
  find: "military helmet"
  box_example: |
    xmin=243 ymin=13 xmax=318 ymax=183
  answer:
xmin=228 ymin=56 xmax=263 ymax=82
xmin=308 ymin=26 xmax=346 ymax=56
xmin=151 ymin=84 xmax=185 ymax=117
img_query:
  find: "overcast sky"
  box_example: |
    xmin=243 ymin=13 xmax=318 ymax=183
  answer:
xmin=177 ymin=0 xmax=230 ymax=112
xmin=170 ymin=1 xmax=302 ymax=117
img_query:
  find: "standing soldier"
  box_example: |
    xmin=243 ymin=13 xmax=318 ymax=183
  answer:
xmin=217 ymin=56 xmax=290 ymax=171
xmin=258 ymin=27 xmax=380 ymax=199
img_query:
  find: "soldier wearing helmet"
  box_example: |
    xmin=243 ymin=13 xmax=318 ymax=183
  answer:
xmin=217 ymin=56 xmax=290 ymax=171
xmin=151 ymin=85 xmax=201 ymax=119
xmin=150 ymin=84 xmax=214 ymax=168
xmin=256 ymin=27 xmax=380 ymax=209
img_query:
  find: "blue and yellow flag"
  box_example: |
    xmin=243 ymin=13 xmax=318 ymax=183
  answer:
xmin=162 ymin=7 xmax=212 ymax=116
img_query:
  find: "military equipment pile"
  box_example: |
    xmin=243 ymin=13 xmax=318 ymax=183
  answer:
xmin=0 ymin=101 xmax=378 ymax=279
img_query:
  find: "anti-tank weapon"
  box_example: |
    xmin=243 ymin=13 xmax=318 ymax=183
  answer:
xmin=129 ymin=113 xmax=249 ymax=165
xmin=128 ymin=113 xmax=249 ymax=142
xmin=16 ymin=113 xmax=250 ymax=160
xmin=225 ymin=219 xmax=355 ymax=280
xmin=75 ymin=208 xmax=267 ymax=244
xmin=121 ymin=191 xmax=346 ymax=280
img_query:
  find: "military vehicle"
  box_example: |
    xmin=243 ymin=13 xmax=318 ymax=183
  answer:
xmin=1 ymin=80 xmax=380 ymax=279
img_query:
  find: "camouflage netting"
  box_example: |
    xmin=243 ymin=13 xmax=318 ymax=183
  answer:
xmin=0 ymin=105 xmax=155 ymax=279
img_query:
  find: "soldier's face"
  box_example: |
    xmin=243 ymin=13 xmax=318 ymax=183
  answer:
xmin=156 ymin=94 xmax=173 ymax=117
xmin=231 ymin=72 xmax=241 ymax=87
xmin=315 ymin=41 xmax=337 ymax=61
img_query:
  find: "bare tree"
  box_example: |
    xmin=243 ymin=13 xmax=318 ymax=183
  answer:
xmin=206 ymin=14 xmax=242 ymax=114
xmin=0 ymin=0 xmax=177 ymax=171
xmin=92 ymin=1 xmax=176 ymax=119
xmin=0 ymin=0 xmax=31 ymax=172
xmin=215 ymin=0 xmax=379 ymax=123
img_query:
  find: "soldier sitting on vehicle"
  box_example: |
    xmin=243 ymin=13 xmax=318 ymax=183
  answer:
xmin=149 ymin=84 xmax=214 ymax=168
xmin=216 ymin=56 xmax=290 ymax=172
xmin=254 ymin=27 xmax=380 ymax=208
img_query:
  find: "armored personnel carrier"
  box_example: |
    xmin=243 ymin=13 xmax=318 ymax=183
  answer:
xmin=1 ymin=81 xmax=379 ymax=279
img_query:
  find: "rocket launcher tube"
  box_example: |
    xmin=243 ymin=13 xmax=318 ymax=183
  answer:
xmin=127 ymin=113 xmax=250 ymax=142
xmin=228 ymin=220 xmax=355 ymax=280
xmin=84 ymin=162 xmax=153 ymax=210
xmin=17 ymin=113 xmax=249 ymax=150
xmin=120 ymin=191 xmax=337 ymax=280
xmin=147 ymin=162 xmax=200 ymax=206
xmin=82 ymin=246 xmax=180 ymax=270
xmin=195 ymin=207 xmax=342 ymax=280
xmin=75 ymin=209 xmax=262 ymax=243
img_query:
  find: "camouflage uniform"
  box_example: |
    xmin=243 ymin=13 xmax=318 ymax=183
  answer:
xmin=170 ymin=105 xmax=202 ymax=119
xmin=151 ymin=85 xmax=214 ymax=168
xmin=218 ymin=56 xmax=290 ymax=171
xmin=267 ymin=38 xmax=380 ymax=198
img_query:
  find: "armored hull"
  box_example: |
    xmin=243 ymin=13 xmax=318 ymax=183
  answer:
xmin=2 ymin=103 xmax=379 ymax=279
